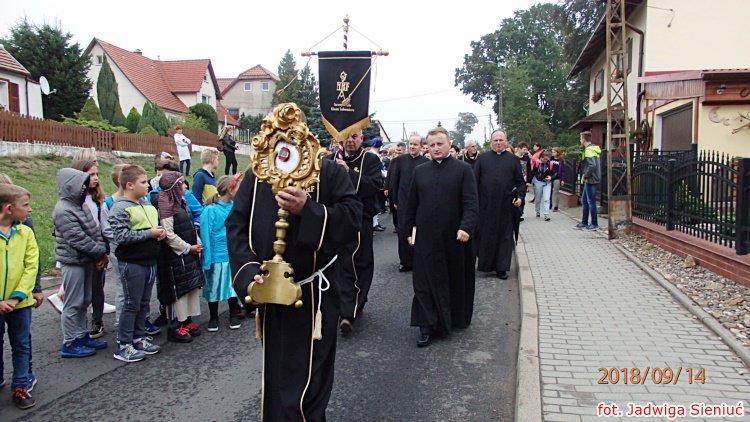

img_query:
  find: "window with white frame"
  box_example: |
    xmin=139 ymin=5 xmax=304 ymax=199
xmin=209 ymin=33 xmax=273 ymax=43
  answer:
xmin=95 ymin=55 xmax=103 ymax=65
xmin=244 ymin=82 xmax=252 ymax=91
xmin=202 ymin=95 xmax=209 ymax=104
xmin=261 ymin=81 xmax=270 ymax=91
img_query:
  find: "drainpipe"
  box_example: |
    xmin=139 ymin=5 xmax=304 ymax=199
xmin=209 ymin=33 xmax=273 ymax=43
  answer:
xmin=25 ymin=77 xmax=30 ymax=116
xmin=626 ymin=22 xmax=645 ymax=127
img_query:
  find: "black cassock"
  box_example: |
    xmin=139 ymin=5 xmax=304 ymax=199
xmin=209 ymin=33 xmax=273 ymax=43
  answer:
xmin=387 ymin=153 xmax=428 ymax=268
xmin=403 ymin=156 xmax=478 ymax=335
xmin=227 ymin=159 xmax=361 ymax=422
xmin=474 ymin=150 xmax=526 ymax=273
xmin=331 ymin=147 xmax=382 ymax=320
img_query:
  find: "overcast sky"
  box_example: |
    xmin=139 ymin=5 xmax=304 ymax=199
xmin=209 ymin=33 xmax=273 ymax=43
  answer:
xmin=2 ymin=0 xmax=539 ymax=142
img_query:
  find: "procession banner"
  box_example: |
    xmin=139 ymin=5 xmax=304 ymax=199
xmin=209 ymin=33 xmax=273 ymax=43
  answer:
xmin=318 ymin=51 xmax=372 ymax=141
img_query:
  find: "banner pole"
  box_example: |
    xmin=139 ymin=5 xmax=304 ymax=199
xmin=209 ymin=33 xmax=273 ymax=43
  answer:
xmin=343 ymin=15 xmax=350 ymax=51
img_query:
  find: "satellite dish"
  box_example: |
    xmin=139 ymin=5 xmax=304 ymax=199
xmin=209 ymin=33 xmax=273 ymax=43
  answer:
xmin=39 ymin=76 xmax=50 ymax=95
xmin=39 ymin=76 xmax=57 ymax=95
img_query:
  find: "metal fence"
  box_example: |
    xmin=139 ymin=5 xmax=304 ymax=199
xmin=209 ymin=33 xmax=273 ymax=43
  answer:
xmin=562 ymin=146 xmax=750 ymax=254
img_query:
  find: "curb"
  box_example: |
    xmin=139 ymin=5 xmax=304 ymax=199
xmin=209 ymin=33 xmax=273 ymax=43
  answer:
xmin=514 ymin=236 xmax=543 ymax=422
xmin=614 ymin=243 xmax=750 ymax=367
xmin=558 ymin=206 xmax=750 ymax=367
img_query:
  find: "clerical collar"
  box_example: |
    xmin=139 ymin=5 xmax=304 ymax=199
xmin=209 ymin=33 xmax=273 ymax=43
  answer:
xmin=410 ymin=153 xmax=420 ymax=158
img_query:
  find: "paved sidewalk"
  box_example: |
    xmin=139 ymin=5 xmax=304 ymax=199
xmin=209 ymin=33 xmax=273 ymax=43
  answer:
xmin=520 ymin=206 xmax=750 ymax=422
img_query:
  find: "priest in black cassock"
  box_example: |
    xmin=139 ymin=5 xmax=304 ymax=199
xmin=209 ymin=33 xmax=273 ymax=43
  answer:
xmin=386 ymin=134 xmax=428 ymax=272
xmin=403 ymin=127 xmax=478 ymax=347
xmin=459 ymin=139 xmax=479 ymax=168
xmin=329 ymin=129 xmax=382 ymax=336
xmin=474 ymin=129 xmax=526 ymax=280
xmin=227 ymin=160 xmax=362 ymax=421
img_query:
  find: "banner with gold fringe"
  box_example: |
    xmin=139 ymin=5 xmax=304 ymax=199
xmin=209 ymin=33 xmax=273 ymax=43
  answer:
xmin=318 ymin=51 xmax=372 ymax=141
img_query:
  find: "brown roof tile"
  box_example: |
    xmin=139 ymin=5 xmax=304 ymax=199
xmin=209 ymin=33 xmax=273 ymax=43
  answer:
xmin=216 ymin=101 xmax=238 ymax=126
xmin=217 ymin=78 xmax=234 ymax=93
xmin=0 ymin=46 xmax=30 ymax=76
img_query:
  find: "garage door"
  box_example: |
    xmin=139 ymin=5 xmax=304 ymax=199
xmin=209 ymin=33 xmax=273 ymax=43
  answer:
xmin=660 ymin=104 xmax=693 ymax=151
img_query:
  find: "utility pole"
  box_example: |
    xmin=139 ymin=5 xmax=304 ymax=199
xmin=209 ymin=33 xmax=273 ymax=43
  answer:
xmin=497 ymin=72 xmax=503 ymax=128
xmin=605 ymin=0 xmax=633 ymax=239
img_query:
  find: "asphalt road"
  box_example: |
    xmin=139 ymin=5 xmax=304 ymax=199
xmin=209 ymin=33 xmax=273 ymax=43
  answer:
xmin=1 ymin=214 xmax=519 ymax=421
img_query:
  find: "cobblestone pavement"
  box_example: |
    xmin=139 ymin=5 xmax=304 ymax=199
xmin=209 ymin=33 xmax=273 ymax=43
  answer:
xmin=520 ymin=206 xmax=750 ymax=422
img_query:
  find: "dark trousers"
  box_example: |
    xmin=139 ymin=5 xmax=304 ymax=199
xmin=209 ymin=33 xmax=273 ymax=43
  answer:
xmin=396 ymin=207 xmax=413 ymax=268
xmin=0 ymin=306 xmax=32 ymax=389
xmin=389 ymin=201 xmax=398 ymax=229
xmin=581 ymin=183 xmax=598 ymax=226
xmin=208 ymin=297 xmax=240 ymax=320
xmin=224 ymin=151 xmax=238 ymax=175
xmin=91 ymin=267 xmax=105 ymax=325
xmin=117 ymin=262 xmax=156 ymax=345
xmin=180 ymin=159 xmax=191 ymax=176
xmin=338 ymin=218 xmax=375 ymax=320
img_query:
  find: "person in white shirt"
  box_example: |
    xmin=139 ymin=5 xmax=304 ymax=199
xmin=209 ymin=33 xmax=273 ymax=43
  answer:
xmin=173 ymin=125 xmax=192 ymax=176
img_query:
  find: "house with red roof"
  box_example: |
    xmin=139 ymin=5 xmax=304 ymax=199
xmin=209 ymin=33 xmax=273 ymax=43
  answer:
xmin=219 ymin=64 xmax=279 ymax=121
xmin=84 ymin=38 xmax=236 ymax=131
xmin=0 ymin=45 xmax=43 ymax=117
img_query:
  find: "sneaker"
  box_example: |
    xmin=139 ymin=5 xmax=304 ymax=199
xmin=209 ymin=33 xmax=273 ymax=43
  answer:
xmin=103 ymin=302 xmax=116 ymax=314
xmin=80 ymin=334 xmax=107 ymax=350
xmin=586 ymin=224 xmax=599 ymax=231
xmin=90 ymin=322 xmax=104 ymax=339
xmin=60 ymin=340 xmax=96 ymax=358
xmin=168 ymin=325 xmax=193 ymax=343
xmin=536 ymin=212 xmax=540 ymax=218
xmin=145 ymin=318 xmax=162 ymax=335
xmin=373 ymin=224 xmax=386 ymax=232
xmin=12 ymin=387 xmax=35 ymax=409
xmin=544 ymin=215 xmax=551 ymax=221
xmin=47 ymin=293 xmax=63 ymax=314
xmin=553 ymin=207 xmax=559 ymax=211
xmin=207 ymin=319 xmax=219 ymax=332
xmin=113 ymin=343 xmax=146 ymax=363
xmin=27 ymin=375 xmax=37 ymax=392
xmin=229 ymin=316 xmax=242 ymax=330
xmin=574 ymin=223 xmax=587 ymax=229
xmin=133 ymin=337 xmax=161 ymax=355
xmin=184 ymin=321 xmax=201 ymax=337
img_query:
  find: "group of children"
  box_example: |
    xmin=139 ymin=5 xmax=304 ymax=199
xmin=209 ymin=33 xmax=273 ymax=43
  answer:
xmin=0 ymin=147 xmax=245 ymax=409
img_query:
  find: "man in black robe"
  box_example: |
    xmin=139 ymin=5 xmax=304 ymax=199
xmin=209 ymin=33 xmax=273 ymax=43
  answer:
xmin=227 ymin=160 xmax=362 ymax=421
xmin=330 ymin=129 xmax=382 ymax=336
xmin=387 ymin=134 xmax=428 ymax=272
xmin=474 ymin=129 xmax=526 ymax=280
xmin=403 ymin=127 xmax=478 ymax=347
xmin=384 ymin=142 xmax=405 ymax=231
xmin=460 ymin=139 xmax=479 ymax=168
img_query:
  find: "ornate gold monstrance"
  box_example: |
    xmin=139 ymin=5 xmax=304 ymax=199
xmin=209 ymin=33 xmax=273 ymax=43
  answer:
xmin=245 ymin=103 xmax=327 ymax=308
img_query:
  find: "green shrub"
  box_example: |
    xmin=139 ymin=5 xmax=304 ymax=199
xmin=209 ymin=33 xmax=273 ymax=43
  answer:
xmin=78 ymin=97 xmax=103 ymax=121
xmin=111 ymin=102 xmax=126 ymax=127
xmin=97 ymin=56 xmax=119 ymax=123
xmin=63 ymin=117 xmax=128 ymax=133
xmin=183 ymin=113 xmax=209 ymax=130
xmin=125 ymin=107 xmax=140 ymax=133
xmin=138 ymin=125 xmax=158 ymax=135
xmin=151 ymin=105 xmax=170 ymax=136
xmin=137 ymin=102 xmax=153 ymax=132
xmin=188 ymin=103 xmax=218 ymax=133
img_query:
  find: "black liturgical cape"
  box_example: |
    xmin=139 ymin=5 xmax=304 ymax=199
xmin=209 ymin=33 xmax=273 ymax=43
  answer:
xmin=331 ymin=147 xmax=382 ymax=320
xmin=403 ymin=156 xmax=479 ymax=334
xmin=388 ymin=153 xmax=429 ymax=268
xmin=474 ymin=150 xmax=526 ymax=273
xmin=227 ymin=159 xmax=361 ymax=422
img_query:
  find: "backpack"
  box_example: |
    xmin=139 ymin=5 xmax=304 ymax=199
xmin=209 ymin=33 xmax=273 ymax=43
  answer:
xmin=217 ymin=138 xmax=224 ymax=152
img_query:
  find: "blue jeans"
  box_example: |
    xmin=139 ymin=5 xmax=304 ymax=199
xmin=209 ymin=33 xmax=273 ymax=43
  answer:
xmin=0 ymin=306 xmax=33 ymax=389
xmin=581 ymin=183 xmax=598 ymax=226
xmin=532 ymin=178 xmax=552 ymax=216
xmin=180 ymin=159 xmax=191 ymax=176
xmin=117 ymin=262 xmax=156 ymax=345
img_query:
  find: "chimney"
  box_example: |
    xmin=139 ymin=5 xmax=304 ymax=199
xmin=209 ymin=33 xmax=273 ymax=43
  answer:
xmin=134 ymin=49 xmax=142 ymax=55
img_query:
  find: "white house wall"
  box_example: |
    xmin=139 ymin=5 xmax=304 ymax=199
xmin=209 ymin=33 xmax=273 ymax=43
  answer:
xmin=26 ymin=81 xmax=43 ymax=118
xmin=644 ymin=0 xmax=750 ymax=72
xmin=221 ymin=79 xmax=276 ymax=118
xmin=86 ymin=43 xmax=149 ymax=116
xmin=196 ymin=68 xmax=217 ymax=109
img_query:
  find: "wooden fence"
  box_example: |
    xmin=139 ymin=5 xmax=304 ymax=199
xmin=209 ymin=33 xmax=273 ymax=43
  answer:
xmin=0 ymin=110 xmax=220 ymax=155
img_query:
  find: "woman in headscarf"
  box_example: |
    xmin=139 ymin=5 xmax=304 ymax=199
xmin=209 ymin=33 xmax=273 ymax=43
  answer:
xmin=155 ymin=171 xmax=205 ymax=343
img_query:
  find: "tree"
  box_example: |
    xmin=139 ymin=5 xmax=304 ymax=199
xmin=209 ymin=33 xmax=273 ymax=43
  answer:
xmin=188 ymin=103 xmax=218 ymax=133
xmin=238 ymin=112 xmax=264 ymax=134
xmin=137 ymin=102 xmax=153 ymax=132
xmin=455 ymin=3 xmax=588 ymax=146
xmin=1 ymin=20 xmax=91 ymax=121
xmin=449 ymin=112 xmax=479 ymax=147
xmin=125 ymin=107 xmax=140 ymax=133
xmin=272 ymin=50 xmax=299 ymax=106
xmin=111 ymin=102 xmax=126 ymax=127
xmin=182 ymin=113 xmax=209 ymax=130
xmin=138 ymin=125 xmax=158 ymax=135
xmin=151 ymin=104 xmax=170 ymax=136
xmin=97 ymin=56 xmax=119 ymax=123
xmin=297 ymin=65 xmax=326 ymax=141
xmin=78 ymin=97 xmax=103 ymax=121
